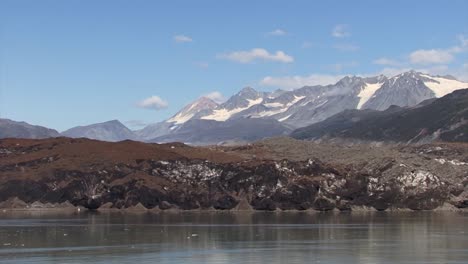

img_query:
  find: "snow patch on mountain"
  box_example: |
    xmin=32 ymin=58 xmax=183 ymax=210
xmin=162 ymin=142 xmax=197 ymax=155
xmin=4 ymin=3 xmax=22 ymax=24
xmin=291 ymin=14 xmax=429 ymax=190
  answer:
xmin=167 ymin=110 xmax=196 ymax=124
xmin=201 ymin=98 xmax=264 ymax=121
xmin=357 ymin=82 xmax=384 ymax=109
xmin=264 ymin=102 xmax=284 ymax=108
xmin=252 ymin=95 xmax=306 ymax=118
xmin=167 ymin=97 xmax=219 ymax=124
xmin=421 ymin=75 xmax=468 ymax=97
xmin=279 ymin=114 xmax=292 ymax=122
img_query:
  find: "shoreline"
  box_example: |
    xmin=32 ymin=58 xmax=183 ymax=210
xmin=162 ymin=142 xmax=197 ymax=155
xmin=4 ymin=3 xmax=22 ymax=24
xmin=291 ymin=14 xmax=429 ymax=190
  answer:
xmin=1 ymin=198 xmax=466 ymax=213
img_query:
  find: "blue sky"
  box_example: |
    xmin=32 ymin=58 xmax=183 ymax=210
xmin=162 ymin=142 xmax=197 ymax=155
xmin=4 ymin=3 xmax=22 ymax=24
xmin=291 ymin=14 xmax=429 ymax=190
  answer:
xmin=1 ymin=0 xmax=467 ymax=131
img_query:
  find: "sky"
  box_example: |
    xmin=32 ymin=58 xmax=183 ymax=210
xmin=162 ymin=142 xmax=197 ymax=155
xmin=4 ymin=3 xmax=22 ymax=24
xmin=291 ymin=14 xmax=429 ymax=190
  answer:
xmin=1 ymin=0 xmax=467 ymax=131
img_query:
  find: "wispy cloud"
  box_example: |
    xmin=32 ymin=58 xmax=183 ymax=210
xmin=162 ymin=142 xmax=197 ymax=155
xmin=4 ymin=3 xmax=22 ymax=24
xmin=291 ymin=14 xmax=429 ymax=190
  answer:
xmin=409 ymin=34 xmax=467 ymax=65
xmin=409 ymin=49 xmax=454 ymax=65
xmin=195 ymin=61 xmax=209 ymax=68
xmin=260 ymin=74 xmax=345 ymax=90
xmin=218 ymin=48 xmax=294 ymax=63
xmin=301 ymin=41 xmax=313 ymax=49
xmin=137 ymin=96 xmax=168 ymax=110
xmin=329 ymin=61 xmax=359 ymax=72
xmin=203 ymin=91 xmax=226 ymax=103
xmin=333 ymin=43 xmax=359 ymax=52
xmin=267 ymin=29 xmax=287 ymax=36
xmin=173 ymin=34 xmax=193 ymax=43
xmin=373 ymin=57 xmax=402 ymax=66
xmin=456 ymin=63 xmax=468 ymax=81
xmin=332 ymin=24 xmax=351 ymax=38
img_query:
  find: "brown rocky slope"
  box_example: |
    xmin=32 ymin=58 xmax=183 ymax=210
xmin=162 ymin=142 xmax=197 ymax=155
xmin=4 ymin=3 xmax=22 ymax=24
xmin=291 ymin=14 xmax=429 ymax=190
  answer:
xmin=0 ymin=137 xmax=467 ymax=211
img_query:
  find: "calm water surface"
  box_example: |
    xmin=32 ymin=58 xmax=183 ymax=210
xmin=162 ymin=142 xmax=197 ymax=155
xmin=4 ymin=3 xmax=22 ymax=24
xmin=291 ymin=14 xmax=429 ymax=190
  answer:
xmin=0 ymin=211 xmax=467 ymax=264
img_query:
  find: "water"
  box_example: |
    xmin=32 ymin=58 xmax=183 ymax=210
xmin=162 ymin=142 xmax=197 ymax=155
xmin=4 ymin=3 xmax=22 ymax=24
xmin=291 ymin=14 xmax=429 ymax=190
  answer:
xmin=0 ymin=211 xmax=467 ymax=263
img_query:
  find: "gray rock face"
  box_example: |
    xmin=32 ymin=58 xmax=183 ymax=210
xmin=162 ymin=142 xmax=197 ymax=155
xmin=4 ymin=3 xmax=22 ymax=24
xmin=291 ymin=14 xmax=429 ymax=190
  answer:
xmin=134 ymin=122 xmax=174 ymax=141
xmin=221 ymin=87 xmax=265 ymax=111
xmin=150 ymin=118 xmax=292 ymax=145
xmin=0 ymin=119 xmax=60 ymax=139
xmin=291 ymin=89 xmax=468 ymax=143
xmin=137 ymin=71 xmax=467 ymax=145
xmin=62 ymin=120 xmax=135 ymax=142
xmin=1 ymin=137 xmax=466 ymax=211
xmin=2 ymin=71 xmax=467 ymax=145
xmin=362 ymin=71 xmax=435 ymax=110
xmin=167 ymin=97 xmax=219 ymax=124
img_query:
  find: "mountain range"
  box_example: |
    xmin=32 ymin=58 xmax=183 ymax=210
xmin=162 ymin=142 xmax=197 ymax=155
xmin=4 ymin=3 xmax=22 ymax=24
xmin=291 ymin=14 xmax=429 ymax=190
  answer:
xmin=291 ymin=89 xmax=468 ymax=143
xmin=135 ymin=71 xmax=467 ymax=144
xmin=0 ymin=118 xmax=60 ymax=139
xmin=1 ymin=71 xmax=467 ymax=144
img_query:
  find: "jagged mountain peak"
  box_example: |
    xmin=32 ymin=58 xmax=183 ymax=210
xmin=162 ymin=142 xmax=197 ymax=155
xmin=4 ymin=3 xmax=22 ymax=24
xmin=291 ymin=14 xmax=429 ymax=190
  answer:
xmin=239 ymin=86 xmax=257 ymax=94
xmin=234 ymin=86 xmax=263 ymax=100
xmin=167 ymin=96 xmax=219 ymax=125
xmin=196 ymin=96 xmax=219 ymax=104
xmin=364 ymin=74 xmax=388 ymax=84
xmin=393 ymin=70 xmax=425 ymax=79
xmin=137 ymin=70 xmax=467 ymax=145
xmin=337 ymin=75 xmax=364 ymax=86
xmin=102 ymin=119 xmax=125 ymax=126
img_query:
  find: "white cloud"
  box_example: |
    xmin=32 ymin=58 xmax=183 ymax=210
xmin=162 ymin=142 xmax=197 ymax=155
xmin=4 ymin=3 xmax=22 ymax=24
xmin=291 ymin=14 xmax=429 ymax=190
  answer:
xmin=375 ymin=67 xmax=412 ymax=77
xmin=455 ymin=63 xmax=468 ymax=81
xmin=409 ymin=49 xmax=454 ymax=65
xmin=373 ymin=57 xmax=402 ymax=66
xmin=332 ymin=24 xmax=350 ymax=38
xmin=333 ymin=43 xmax=359 ymax=52
xmin=409 ymin=34 xmax=468 ymax=65
xmin=374 ymin=65 xmax=451 ymax=78
xmin=218 ymin=48 xmax=294 ymax=63
xmin=173 ymin=35 xmax=192 ymax=43
xmin=301 ymin=41 xmax=313 ymax=49
xmin=260 ymin=74 xmax=345 ymax=90
xmin=137 ymin=96 xmax=169 ymax=110
xmin=195 ymin=61 xmax=209 ymax=68
xmin=449 ymin=35 xmax=468 ymax=53
xmin=330 ymin=61 xmax=359 ymax=72
xmin=267 ymin=29 xmax=287 ymax=36
xmin=203 ymin=91 xmax=226 ymax=103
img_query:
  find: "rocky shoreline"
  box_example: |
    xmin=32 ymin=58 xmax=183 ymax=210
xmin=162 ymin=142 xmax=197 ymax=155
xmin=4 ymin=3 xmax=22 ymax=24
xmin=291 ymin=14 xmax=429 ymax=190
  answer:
xmin=0 ymin=138 xmax=467 ymax=212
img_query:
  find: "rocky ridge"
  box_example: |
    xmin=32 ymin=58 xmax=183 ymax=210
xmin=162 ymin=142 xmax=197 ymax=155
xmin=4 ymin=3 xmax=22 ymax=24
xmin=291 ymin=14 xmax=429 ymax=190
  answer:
xmin=0 ymin=137 xmax=466 ymax=211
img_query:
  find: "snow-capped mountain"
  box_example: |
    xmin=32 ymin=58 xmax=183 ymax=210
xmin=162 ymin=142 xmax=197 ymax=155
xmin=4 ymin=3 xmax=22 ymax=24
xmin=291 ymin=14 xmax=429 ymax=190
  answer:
xmin=135 ymin=96 xmax=220 ymax=141
xmin=167 ymin=96 xmax=219 ymax=124
xmin=166 ymin=71 xmax=466 ymax=126
xmin=4 ymin=71 xmax=465 ymax=145
xmin=138 ymin=70 xmax=467 ymax=144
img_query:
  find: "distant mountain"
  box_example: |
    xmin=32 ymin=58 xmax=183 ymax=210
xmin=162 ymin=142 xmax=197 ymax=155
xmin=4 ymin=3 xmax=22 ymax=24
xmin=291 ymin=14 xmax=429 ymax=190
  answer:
xmin=62 ymin=120 xmax=135 ymax=142
xmin=141 ymin=72 xmax=465 ymax=130
xmin=138 ymin=71 xmax=467 ymax=144
xmin=291 ymin=89 xmax=468 ymax=143
xmin=167 ymin=96 xmax=219 ymax=124
xmin=0 ymin=119 xmax=60 ymax=139
xmin=149 ymin=118 xmax=292 ymax=145
xmin=362 ymin=71 xmax=438 ymax=110
xmin=3 ymin=71 xmax=467 ymax=145
xmin=135 ymin=97 xmax=219 ymax=141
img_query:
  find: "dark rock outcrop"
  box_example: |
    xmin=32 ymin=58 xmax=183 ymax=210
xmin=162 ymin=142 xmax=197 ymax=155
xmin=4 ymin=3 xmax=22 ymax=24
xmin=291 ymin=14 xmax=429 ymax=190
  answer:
xmin=291 ymin=89 xmax=468 ymax=143
xmin=0 ymin=138 xmax=466 ymax=211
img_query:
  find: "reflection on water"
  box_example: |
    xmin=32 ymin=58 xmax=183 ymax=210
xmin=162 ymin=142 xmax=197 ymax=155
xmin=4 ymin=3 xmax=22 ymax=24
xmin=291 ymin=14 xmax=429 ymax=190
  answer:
xmin=0 ymin=211 xmax=467 ymax=263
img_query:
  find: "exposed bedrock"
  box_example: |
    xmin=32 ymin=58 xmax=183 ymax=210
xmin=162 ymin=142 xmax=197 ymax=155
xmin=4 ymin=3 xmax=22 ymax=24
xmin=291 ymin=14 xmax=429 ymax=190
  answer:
xmin=1 ymin=158 xmax=465 ymax=211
